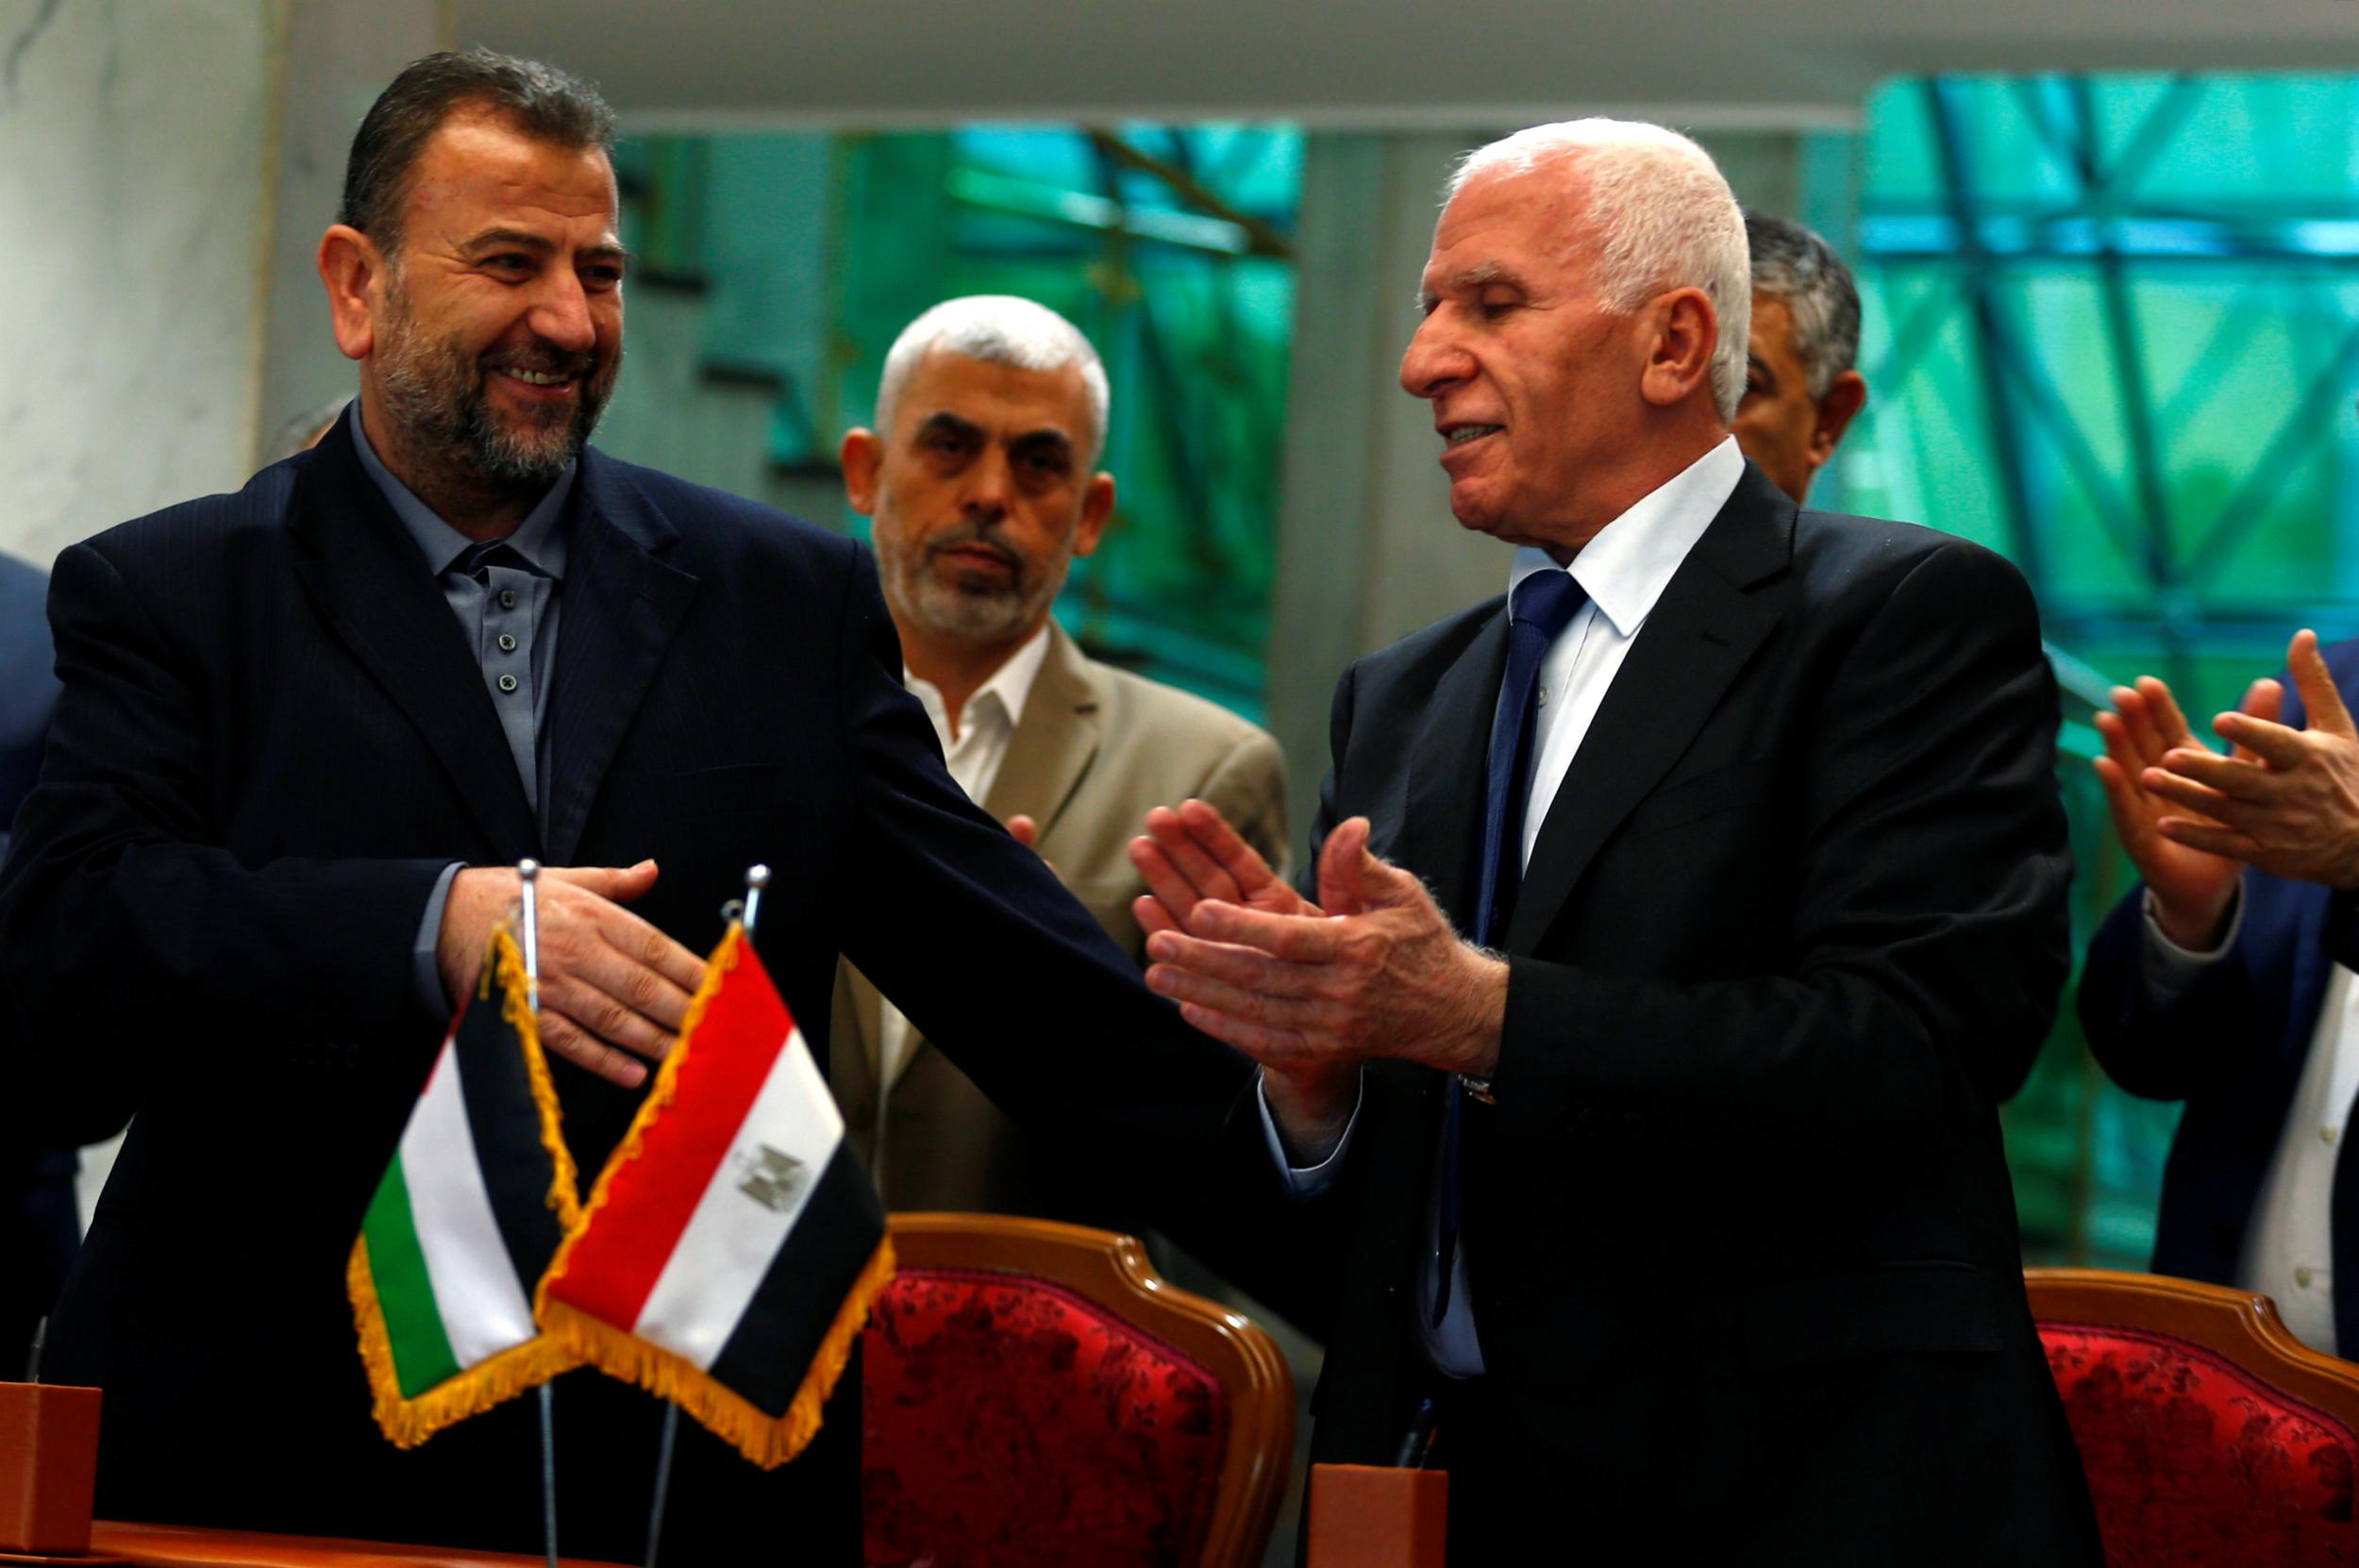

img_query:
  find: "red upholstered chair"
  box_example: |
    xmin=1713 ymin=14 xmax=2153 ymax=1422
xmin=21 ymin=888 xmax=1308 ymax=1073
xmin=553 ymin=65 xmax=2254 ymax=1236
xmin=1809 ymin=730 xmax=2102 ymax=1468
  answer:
xmin=2028 ymin=1267 xmax=2359 ymax=1566
xmin=861 ymin=1213 xmax=1295 ymax=1568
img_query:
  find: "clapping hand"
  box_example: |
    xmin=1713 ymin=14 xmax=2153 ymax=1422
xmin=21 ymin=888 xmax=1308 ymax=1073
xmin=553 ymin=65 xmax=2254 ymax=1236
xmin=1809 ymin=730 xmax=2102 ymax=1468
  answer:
xmin=1130 ymin=804 xmax=1506 ymax=1155
xmin=2138 ymin=630 xmax=2359 ymax=894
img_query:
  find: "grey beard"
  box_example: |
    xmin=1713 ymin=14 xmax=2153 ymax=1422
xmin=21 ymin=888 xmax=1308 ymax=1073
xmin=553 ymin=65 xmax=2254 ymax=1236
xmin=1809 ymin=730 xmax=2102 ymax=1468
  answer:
xmin=376 ymin=312 xmax=614 ymax=492
xmin=897 ymin=572 xmax=1045 ymax=642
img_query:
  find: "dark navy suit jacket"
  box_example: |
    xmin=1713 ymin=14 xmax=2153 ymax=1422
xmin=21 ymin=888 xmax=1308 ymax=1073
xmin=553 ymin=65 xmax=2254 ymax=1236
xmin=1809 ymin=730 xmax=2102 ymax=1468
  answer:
xmin=2079 ymin=636 xmax=2359 ymax=1351
xmin=0 ymin=418 xmax=1251 ymax=1562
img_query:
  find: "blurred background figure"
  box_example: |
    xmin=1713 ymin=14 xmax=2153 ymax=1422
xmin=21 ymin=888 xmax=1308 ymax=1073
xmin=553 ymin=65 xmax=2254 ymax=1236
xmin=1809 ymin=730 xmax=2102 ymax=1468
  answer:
xmin=1731 ymin=209 xmax=1867 ymax=506
xmin=0 ymin=549 xmax=68 ymax=1376
xmin=830 ymin=294 xmax=1287 ymax=1218
xmin=2080 ymin=628 xmax=2359 ymax=1353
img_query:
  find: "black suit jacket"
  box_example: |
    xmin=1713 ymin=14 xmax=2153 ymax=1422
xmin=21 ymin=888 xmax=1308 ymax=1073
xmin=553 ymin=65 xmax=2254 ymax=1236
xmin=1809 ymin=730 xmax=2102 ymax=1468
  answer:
xmin=1290 ymin=464 xmax=2100 ymax=1564
xmin=2078 ymin=637 xmax=2359 ymax=1346
xmin=0 ymin=418 xmax=1250 ymax=1562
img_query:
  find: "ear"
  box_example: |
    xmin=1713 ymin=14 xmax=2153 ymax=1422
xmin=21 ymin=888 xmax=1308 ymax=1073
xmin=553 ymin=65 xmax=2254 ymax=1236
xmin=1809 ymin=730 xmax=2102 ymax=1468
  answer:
xmin=840 ymin=428 xmax=883 ymax=515
xmin=1072 ymin=472 xmax=1115 ymax=559
xmin=318 ymin=224 xmax=385 ymax=363
xmin=1807 ymin=370 xmax=1868 ymax=466
xmin=1637 ymin=287 xmax=1716 ymax=410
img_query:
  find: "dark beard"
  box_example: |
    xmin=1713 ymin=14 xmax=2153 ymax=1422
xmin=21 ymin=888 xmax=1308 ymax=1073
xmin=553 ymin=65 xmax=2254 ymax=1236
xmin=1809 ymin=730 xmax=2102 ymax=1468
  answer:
xmin=376 ymin=287 xmax=618 ymax=495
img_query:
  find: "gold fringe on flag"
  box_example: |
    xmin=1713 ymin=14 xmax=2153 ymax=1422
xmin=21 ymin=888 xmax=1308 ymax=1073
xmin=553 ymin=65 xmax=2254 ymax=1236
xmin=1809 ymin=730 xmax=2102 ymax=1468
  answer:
xmin=538 ymin=1238 xmax=895 ymax=1470
xmin=347 ymin=1238 xmax=582 ymax=1449
xmin=345 ymin=926 xmax=584 ymax=1448
xmin=538 ymin=925 xmax=898 ymax=1468
xmin=489 ymin=927 xmax=584 ymax=1231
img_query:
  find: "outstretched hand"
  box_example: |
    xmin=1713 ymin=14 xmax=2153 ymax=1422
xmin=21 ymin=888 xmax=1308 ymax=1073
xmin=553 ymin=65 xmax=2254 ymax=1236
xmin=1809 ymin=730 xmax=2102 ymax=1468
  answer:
xmin=2092 ymin=671 xmax=2277 ymax=947
xmin=2142 ymin=629 xmax=2359 ymax=892
xmin=437 ymin=859 xmax=706 ymax=1090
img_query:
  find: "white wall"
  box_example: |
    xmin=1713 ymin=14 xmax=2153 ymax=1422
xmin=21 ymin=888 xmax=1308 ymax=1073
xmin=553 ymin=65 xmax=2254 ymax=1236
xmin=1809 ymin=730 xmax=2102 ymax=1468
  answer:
xmin=0 ymin=0 xmax=276 ymax=574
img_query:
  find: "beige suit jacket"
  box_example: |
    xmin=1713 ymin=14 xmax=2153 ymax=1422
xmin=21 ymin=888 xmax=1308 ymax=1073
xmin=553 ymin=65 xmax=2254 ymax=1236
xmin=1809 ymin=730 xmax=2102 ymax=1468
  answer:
xmin=830 ymin=622 xmax=1286 ymax=1216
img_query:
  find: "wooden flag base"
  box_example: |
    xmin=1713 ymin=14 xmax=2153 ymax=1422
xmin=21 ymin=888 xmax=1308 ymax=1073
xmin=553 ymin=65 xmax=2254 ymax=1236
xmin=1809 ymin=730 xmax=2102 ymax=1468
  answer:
xmin=1307 ymin=1462 xmax=1447 ymax=1567
xmin=0 ymin=1383 xmax=101 ymax=1559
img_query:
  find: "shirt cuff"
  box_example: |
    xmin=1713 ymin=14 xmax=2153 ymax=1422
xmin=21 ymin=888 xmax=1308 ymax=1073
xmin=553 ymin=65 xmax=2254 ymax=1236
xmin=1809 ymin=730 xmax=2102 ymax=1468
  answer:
xmin=412 ymin=862 xmax=465 ymax=1019
xmin=2140 ymin=881 xmax=2244 ymax=1004
xmin=1257 ymin=1067 xmax=1363 ymax=1200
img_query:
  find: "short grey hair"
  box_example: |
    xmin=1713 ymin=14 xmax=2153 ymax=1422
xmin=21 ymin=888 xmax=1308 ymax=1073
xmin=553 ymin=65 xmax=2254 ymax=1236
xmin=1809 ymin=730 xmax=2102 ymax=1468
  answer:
xmin=1447 ymin=119 xmax=1751 ymax=423
xmin=875 ymin=296 xmax=1112 ymax=463
xmin=1745 ymin=210 xmax=1862 ymax=400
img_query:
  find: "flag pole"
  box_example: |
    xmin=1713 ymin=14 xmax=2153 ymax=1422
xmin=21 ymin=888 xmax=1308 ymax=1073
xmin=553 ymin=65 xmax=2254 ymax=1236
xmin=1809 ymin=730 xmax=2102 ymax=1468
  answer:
xmin=642 ymin=864 xmax=770 ymax=1568
xmin=518 ymin=859 xmax=559 ymax=1568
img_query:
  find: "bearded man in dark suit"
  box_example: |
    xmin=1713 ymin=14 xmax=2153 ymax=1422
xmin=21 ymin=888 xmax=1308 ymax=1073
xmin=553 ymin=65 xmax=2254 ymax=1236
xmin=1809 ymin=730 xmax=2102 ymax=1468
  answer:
xmin=0 ymin=48 xmax=1246 ymax=1564
xmin=1132 ymin=119 xmax=2102 ymax=1564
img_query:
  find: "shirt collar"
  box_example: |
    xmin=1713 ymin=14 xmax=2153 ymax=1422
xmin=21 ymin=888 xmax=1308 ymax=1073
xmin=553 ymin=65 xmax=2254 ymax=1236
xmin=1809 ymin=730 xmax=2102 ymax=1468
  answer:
xmin=1506 ymin=435 xmax=1744 ymax=638
xmin=906 ymin=619 xmax=1055 ymax=736
xmin=347 ymin=401 xmax=577 ymax=581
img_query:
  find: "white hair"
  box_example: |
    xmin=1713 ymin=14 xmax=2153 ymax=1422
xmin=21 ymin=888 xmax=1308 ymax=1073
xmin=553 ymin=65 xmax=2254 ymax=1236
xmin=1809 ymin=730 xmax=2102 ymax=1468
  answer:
xmin=1447 ymin=120 xmax=1751 ymax=423
xmin=874 ymin=295 xmax=1112 ymax=463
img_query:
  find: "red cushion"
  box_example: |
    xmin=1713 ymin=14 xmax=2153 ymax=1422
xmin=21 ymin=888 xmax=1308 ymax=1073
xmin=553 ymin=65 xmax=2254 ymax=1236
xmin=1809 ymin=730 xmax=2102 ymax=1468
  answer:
xmin=2041 ymin=1321 xmax=2359 ymax=1566
xmin=862 ymin=1265 xmax=1228 ymax=1567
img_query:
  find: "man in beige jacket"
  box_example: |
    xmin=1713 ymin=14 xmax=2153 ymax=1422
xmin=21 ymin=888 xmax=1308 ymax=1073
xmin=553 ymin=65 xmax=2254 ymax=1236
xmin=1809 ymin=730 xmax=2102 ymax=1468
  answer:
xmin=830 ymin=295 xmax=1287 ymax=1216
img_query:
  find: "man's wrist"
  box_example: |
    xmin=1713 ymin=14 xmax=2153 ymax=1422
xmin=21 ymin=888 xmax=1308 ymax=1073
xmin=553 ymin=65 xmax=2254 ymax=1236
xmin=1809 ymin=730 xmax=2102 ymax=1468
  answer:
xmin=1452 ymin=947 xmax=1511 ymax=1078
xmin=1263 ymin=1064 xmax=1357 ymax=1164
xmin=2150 ymin=886 xmax=2236 ymax=954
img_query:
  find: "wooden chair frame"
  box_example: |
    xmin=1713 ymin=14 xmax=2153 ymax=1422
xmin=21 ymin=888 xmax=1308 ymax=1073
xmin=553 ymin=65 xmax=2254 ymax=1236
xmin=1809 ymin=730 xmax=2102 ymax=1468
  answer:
xmin=881 ymin=1212 xmax=1297 ymax=1568
xmin=2025 ymin=1266 xmax=2359 ymax=1428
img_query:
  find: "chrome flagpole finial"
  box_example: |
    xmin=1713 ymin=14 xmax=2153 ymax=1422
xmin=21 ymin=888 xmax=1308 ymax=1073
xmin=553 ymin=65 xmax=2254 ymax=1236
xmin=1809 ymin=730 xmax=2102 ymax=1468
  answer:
xmin=516 ymin=859 xmax=542 ymax=1014
xmin=742 ymin=864 xmax=771 ymax=941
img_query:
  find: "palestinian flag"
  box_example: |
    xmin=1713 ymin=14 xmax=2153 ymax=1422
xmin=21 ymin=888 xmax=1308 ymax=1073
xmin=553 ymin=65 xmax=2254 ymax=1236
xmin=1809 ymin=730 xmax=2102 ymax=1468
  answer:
xmin=538 ymin=924 xmax=892 ymax=1469
xmin=348 ymin=927 xmax=582 ymax=1446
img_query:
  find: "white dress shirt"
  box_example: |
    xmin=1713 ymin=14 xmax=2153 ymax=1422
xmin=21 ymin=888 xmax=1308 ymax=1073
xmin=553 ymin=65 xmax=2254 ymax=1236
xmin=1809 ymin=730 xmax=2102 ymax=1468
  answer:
xmin=872 ymin=625 xmax=1053 ymax=1105
xmin=1263 ymin=435 xmax=1748 ymax=1377
xmin=2142 ymin=886 xmax=2359 ymax=1352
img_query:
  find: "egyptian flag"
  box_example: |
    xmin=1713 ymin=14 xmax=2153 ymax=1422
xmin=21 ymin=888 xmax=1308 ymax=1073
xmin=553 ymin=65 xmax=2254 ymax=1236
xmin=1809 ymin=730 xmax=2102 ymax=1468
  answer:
xmin=538 ymin=924 xmax=893 ymax=1469
xmin=348 ymin=928 xmax=582 ymax=1446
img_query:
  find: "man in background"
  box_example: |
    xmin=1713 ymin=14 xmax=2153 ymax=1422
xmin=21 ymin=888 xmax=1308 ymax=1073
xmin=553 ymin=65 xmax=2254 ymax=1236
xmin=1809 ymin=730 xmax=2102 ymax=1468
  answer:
xmin=2081 ymin=626 xmax=2359 ymax=1354
xmin=830 ymin=295 xmax=1285 ymax=1216
xmin=0 ymin=549 xmax=69 ymax=1376
xmin=1731 ymin=209 xmax=1868 ymax=506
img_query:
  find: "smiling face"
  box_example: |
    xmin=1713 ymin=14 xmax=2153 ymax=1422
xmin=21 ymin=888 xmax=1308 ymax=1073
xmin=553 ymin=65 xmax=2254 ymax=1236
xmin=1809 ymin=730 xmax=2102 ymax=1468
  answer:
xmin=1399 ymin=166 xmax=1664 ymax=554
xmin=334 ymin=108 xmax=625 ymax=508
xmin=844 ymin=348 xmax=1113 ymax=653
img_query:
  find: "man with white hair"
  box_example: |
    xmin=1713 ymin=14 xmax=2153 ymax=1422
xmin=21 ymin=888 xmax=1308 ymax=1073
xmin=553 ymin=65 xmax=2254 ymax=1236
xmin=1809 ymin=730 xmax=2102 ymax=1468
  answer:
xmin=1131 ymin=121 xmax=2100 ymax=1559
xmin=828 ymin=296 xmax=1286 ymax=1215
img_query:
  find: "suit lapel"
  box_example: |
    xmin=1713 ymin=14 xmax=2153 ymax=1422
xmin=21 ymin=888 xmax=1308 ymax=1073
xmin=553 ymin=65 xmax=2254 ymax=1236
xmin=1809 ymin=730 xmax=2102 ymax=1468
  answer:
xmin=1504 ymin=466 xmax=1793 ymax=953
xmin=1401 ymin=608 xmax=1510 ymax=932
xmin=981 ymin=624 xmax=1100 ymax=832
xmin=543 ymin=450 xmax=700 ymax=864
xmin=288 ymin=417 xmax=542 ymax=857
